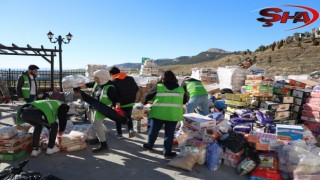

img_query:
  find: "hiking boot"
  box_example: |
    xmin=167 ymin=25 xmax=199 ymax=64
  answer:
xmin=128 ymin=130 xmax=136 ymax=138
xmin=89 ymin=138 xmax=100 ymax=145
xmin=31 ymin=148 xmax=42 ymax=157
xmin=164 ymin=152 xmax=177 ymax=159
xmin=46 ymin=146 xmax=60 ymax=155
xmin=142 ymin=143 xmax=153 ymax=151
xmin=92 ymin=141 xmax=108 ymax=153
xmin=115 ymin=133 xmax=124 ymax=139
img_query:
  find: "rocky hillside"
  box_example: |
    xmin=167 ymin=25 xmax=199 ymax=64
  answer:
xmin=162 ymin=40 xmax=320 ymax=76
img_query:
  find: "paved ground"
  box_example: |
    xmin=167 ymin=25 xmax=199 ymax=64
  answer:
xmin=0 ymin=102 xmax=248 ymax=180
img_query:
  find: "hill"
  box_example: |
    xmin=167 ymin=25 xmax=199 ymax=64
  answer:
xmin=161 ymin=40 xmax=320 ymax=76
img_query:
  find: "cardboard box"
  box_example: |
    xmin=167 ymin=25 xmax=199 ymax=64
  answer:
xmin=292 ymin=105 xmax=302 ymax=113
xmin=0 ymin=132 xmax=32 ymax=147
xmin=266 ymin=111 xmax=291 ymax=120
xmin=306 ymin=97 xmax=320 ymax=104
xmin=292 ymin=89 xmax=312 ymax=99
xmin=294 ymin=97 xmax=305 ymax=106
xmin=246 ymin=86 xmax=273 ymax=97
xmin=289 ymin=79 xmax=307 ymax=88
xmin=273 ymin=95 xmax=294 ymax=104
xmin=303 ymin=103 xmax=320 ymax=112
xmin=260 ymin=101 xmax=291 ymax=112
xmin=0 ymin=127 xmax=18 ymax=140
xmin=273 ymin=87 xmax=292 ymax=96
xmin=291 ymin=112 xmax=300 ymax=119
xmin=245 ymin=80 xmax=263 ymax=86
xmin=225 ymin=94 xmax=249 ymax=102
xmin=301 ymin=115 xmax=320 ymax=122
xmin=247 ymin=132 xmax=278 ymax=144
xmin=247 ymin=75 xmax=263 ymax=80
xmin=274 ymin=119 xmax=297 ymax=125
xmin=276 ymin=124 xmax=304 ymax=141
xmin=225 ymin=100 xmax=247 ymax=107
xmin=302 ymin=110 xmax=320 ymax=118
xmin=183 ymin=113 xmax=216 ymax=131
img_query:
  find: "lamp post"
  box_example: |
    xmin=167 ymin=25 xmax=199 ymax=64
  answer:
xmin=47 ymin=31 xmax=73 ymax=92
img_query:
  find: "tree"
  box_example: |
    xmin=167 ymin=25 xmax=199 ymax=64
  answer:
xmin=277 ymin=40 xmax=284 ymax=49
xmin=271 ymin=42 xmax=276 ymax=51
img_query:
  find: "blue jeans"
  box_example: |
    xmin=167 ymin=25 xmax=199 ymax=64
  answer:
xmin=25 ymin=95 xmax=36 ymax=103
xmin=186 ymin=95 xmax=209 ymax=115
xmin=147 ymin=118 xmax=178 ymax=154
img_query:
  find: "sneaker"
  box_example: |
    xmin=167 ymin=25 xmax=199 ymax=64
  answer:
xmin=115 ymin=133 xmax=124 ymax=139
xmin=31 ymin=148 xmax=42 ymax=157
xmin=142 ymin=143 xmax=153 ymax=151
xmin=164 ymin=152 xmax=177 ymax=159
xmin=89 ymin=138 xmax=100 ymax=145
xmin=46 ymin=146 xmax=60 ymax=155
xmin=128 ymin=130 xmax=136 ymax=138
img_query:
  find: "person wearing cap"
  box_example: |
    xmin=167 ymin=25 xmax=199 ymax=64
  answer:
xmin=181 ymin=77 xmax=209 ymax=115
xmin=109 ymin=66 xmax=139 ymax=139
xmin=16 ymin=100 xmax=70 ymax=157
xmin=16 ymin=64 xmax=40 ymax=103
xmin=0 ymin=77 xmax=10 ymax=103
xmin=74 ymin=69 xmax=121 ymax=153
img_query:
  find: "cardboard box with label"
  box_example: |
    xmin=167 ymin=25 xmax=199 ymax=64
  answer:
xmin=225 ymin=100 xmax=247 ymax=107
xmin=276 ymin=124 xmax=304 ymax=141
xmin=266 ymin=111 xmax=291 ymax=120
xmin=273 ymin=87 xmax=292 ymax=96
xmin=301 ymin=115 xmax=320 ymax=122
xmin=183 ymin=113 xmax=216 ymax=131
xmin=273 ymin=95 xmax=294 ymax=104
xmin=260 ymin=101 xmax=291 ymax=112
xmin=274 ymin=119 xmax=297 ymax=125
xmin=292 ymin=89 xmax=312 ymax=99
xmin=293 ymin=97 xmax=305 ymax=106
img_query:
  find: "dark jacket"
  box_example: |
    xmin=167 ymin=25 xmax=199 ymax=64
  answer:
xmin=144 ymin=82 xmax=188 ymax=105
xmin=111 ymin=72 xmax=139 ymax=106
xmin=180 ymin=77 xmax=202 ymax=93
xmin=16 ymin=71 xmax=38 ymax=98
xmin=85 ymin=81 xmax=120 ymax=106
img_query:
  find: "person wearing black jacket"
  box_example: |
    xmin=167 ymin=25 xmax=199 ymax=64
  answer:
xmin=109 ymin=66 xmax=139 ymax=138
xmin=16 ymin=64 xmax=40 ymax=103
xmin=76 ymin=69 xmax=121 ymax=152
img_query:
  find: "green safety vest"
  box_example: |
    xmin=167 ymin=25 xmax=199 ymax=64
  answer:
xmin=16 ymin=100 xmax=63 ymax=125
xmin=148 ymin=84 xmax=184 ymax=121
xmin=21 ymin=74 xmax=31 ymax=98
xmin=185 ymin=81 xmax=207 ymax=98
xmin=94 ymin=84 xmax=113 ymax=120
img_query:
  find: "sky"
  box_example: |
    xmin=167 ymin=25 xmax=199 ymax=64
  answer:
xmin=1 ymin=0 xmax=320 ymax=69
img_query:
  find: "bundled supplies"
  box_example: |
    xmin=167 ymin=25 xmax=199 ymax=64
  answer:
xmin=217 ymin=66 xmax=247 ymax=92
xmin=0 ymin=126 xmax=18 ymax=140
xmin=62 ymin=74 xmax=90 ymax=92
xmin=59 ymin=132 xmax=87 ymax=152
xmin=86 ymin=64 xmax=108 ymax=81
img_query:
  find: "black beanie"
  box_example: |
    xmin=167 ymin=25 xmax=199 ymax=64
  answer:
xmin=28 ymin=64 xmax=39 ymax=70
xmin=109 ymin=66 xmax=120 ymax=75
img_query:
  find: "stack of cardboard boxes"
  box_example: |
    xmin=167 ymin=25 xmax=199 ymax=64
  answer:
xmin=301 ymin=87 xmax=320 ymax=122
xmin=85 ymin=64 xmax=108 ymax=81
xmin=135 ymin=83 xmax=157 ymax=103
xmin=0 ymin=126 xmax=32 ymax=161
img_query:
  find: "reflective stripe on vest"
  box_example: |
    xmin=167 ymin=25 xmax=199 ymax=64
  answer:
xmin=95 ymin=85 xmax=113 ymax=120
xmin=185 ymin=81 xmax=207 ymax=98
xmin=22 ymin=75 xmax=30 ymax=98
xmin=29 ymin=100 xmax=63 ymax=124
xmin=148 ymin=84 xmax=184 ymax=121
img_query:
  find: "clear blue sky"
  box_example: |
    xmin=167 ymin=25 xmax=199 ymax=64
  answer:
xmin=1 ymin=0 xmax=320 ymax=69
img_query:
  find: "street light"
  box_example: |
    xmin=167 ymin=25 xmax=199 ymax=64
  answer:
xmin=47 ymin=31 xmax=73 ymax=92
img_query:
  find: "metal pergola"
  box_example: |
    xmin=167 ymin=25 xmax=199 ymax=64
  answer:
xmin=0 ymin=43 xmax=59 ymax=91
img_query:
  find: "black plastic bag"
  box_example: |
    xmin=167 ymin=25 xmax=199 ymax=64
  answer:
xmin=217 ymin=130 xmax=246 ymax=153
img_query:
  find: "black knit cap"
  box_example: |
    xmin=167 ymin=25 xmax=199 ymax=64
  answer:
xmin=28 ymin=64 xmax=39 ymax=70
xmin=109 ymin=66 xmax=120 ymax=75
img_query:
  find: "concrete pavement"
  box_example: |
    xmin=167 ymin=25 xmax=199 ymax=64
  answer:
xmin=0 ymin=102 xmax=248 ymax=180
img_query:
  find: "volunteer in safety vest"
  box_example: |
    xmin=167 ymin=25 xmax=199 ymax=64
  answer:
xmin=75 ymin=69 xmax=121 ymax=153
xmin=109 ymin=66 xmax=139 ymax=139
xmin=16 ymin=100 xmax=70 ymax=157
xmin=181 ymin=77 xmax=209 ymax=115
xmin=143 ymin=70 xmax=188 ymax=159
xmin=16 ymin=64 xmax=39 ymax=103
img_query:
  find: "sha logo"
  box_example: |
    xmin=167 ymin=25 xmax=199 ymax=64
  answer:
xmin=257 ymin=5 xmax=319 ymax=30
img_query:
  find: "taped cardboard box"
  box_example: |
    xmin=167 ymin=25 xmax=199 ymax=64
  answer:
xmin=294 ymin=97 xmax=305 ymax=106
xmin=306 ymin=97 xmax=320 ymax=104
xmin=225 ymin=100 xmax=247 ymax=107
xmin=303 ymin=103 xmax=320 ymax=112
xmin=246 ymin=75 xmax=263 ymax=80
xmin=273 ymin=87 xmax=292 ymax=96
xmin=247 ymin=132 xmax=278 ymax=144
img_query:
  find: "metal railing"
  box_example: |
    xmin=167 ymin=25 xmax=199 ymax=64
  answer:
xmin=0 ymin=69 xmax=85 ymax=93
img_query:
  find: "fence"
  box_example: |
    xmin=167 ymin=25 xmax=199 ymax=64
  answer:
xmin=0 ymin=69 xmax=85 ymax=93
